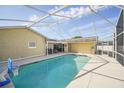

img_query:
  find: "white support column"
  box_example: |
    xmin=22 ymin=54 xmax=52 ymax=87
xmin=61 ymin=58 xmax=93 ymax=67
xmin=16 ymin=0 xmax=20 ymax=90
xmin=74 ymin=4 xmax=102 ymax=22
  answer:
xmin=114 ymin=27 xmax=117 ymax=60
xmin=46 ymin=41 xmax=48 ymax=56
xmin=67 ymin=43 xmax=68 ymax=52
xmin=107 ymin=41 xmax=109 ymax=56
xmin=52 ymin=44 xmax=54 ymax=54
xmin=113 ymin=32 xmax=115 ymax=58
xmin=101 ymin=42 xmax=104 ymax=55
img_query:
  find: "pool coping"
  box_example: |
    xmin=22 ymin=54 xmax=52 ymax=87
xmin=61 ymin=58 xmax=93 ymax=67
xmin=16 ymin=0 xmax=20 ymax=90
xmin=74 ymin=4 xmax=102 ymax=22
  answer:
xmin=16 ymin=53 xmax=79 ymax=67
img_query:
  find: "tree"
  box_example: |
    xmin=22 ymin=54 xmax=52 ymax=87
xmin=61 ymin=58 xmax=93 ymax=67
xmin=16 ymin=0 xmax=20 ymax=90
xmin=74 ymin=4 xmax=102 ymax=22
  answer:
xmin=72 ymin=36 xmax=82 ymax=39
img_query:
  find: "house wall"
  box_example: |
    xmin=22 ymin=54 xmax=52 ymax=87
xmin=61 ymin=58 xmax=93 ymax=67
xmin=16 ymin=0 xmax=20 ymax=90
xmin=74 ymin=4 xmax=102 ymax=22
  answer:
xmin=0 ymin=28 xmax=46 ymax=61
xmin=68 ymin=42 xmax=95 ymax=54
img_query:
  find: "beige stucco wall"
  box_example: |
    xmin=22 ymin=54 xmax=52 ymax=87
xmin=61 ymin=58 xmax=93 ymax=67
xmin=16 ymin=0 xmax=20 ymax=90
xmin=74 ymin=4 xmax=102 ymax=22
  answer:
xmin=68 ymin=42 xmax=96 ymax=54
xmin=0 ymin=28 xmax=46 ymax=61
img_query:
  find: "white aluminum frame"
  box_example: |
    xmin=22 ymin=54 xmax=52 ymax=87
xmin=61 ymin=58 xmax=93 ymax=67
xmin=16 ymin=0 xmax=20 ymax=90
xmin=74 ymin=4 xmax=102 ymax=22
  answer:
xmin=0 ymin=5 xmax=124 ymax=61
xmin=26 ymin=5 xmax=70 ymax=27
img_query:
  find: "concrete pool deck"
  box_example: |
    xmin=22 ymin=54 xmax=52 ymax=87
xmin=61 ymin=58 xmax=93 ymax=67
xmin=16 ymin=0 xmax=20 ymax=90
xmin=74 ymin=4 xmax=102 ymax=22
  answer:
xmin=67 ymin=54 xmax=124 ymax=88
xmin=0 ymin=53 xmax=124 ymax=88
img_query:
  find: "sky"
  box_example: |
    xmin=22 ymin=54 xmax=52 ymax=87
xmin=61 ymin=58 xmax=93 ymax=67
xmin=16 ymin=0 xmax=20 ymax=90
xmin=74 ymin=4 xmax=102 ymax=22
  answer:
xmin=0 ymin=5 xmax=121 ymax=41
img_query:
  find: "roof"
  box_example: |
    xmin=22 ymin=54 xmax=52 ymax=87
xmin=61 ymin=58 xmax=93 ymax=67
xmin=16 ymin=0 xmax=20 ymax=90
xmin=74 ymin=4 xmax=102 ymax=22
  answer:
xmin=47 ymin=36 xmax=98 ymax=44
xmin=66 ymin=36 xmax=98 ymax=43
xmin=0 ymin=26 xmax=48 ymax=40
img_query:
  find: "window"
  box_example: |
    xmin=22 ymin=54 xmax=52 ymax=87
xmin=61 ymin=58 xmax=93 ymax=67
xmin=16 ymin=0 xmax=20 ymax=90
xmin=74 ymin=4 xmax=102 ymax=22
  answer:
xmin=28 ymin=41 xmax=37 ymax=48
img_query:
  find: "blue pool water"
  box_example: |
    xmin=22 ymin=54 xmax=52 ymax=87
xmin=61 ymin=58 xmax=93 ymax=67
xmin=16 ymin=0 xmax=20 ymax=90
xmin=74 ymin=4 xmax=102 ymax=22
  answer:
xmin=10 ymin=54 xmax=90 ymax=88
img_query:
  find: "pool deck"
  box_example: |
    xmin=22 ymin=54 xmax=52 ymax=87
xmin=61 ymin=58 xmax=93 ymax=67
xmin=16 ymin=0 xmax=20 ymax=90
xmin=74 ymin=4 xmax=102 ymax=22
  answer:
xmin=0 ymin=53 xmax=124 ymax=88
xmin=67 ymin=54 xmax=124 ymax=88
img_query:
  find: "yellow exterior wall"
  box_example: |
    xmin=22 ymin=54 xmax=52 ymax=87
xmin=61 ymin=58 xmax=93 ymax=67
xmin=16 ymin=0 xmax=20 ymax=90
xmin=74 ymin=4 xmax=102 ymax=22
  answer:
xmin=69 ymin=42 xmax=95 ymax=54
xmin=0 ymin=28 xmax=46 ymax=61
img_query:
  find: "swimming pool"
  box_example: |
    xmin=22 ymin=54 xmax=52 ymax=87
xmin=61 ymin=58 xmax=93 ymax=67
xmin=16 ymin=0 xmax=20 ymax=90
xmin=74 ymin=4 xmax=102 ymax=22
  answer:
xmin=10 ymin=54 xmax=91 ymax=88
